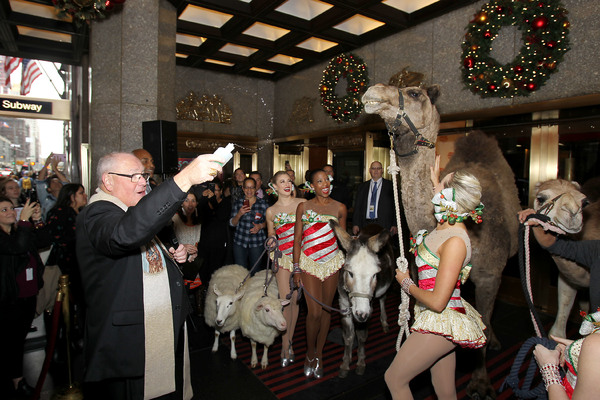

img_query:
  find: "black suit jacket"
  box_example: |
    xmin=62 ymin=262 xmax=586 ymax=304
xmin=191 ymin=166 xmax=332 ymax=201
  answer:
xmin=352 ymin=178 xmax=397 ymax=230
xmin=76 ymin=179 xmax=190 ymax=382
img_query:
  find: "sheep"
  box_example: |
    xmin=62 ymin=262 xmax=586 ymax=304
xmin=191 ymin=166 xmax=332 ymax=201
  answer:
xmin=203 ymin=264 xmax=248 ymax=359
xmin=239 ymin=270 xmax=289 ymax=369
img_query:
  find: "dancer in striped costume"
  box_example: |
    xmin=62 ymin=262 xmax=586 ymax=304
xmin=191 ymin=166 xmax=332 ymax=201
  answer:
xmin=293 ymin=169 xmax=347 ymax=379
xmin=266 ymin=171 xmax=306 ymax=368
xmin=386 ymin=163 xmax=486 ymax=400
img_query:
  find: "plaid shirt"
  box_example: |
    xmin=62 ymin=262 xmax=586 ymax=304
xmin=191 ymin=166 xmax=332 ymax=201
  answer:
xmin=230 ymin=197 xmax=268 ymax=248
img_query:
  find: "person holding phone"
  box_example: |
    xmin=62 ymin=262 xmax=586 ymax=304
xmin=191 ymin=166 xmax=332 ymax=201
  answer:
xmin=230 ymin=177 xmax=268 ymax=270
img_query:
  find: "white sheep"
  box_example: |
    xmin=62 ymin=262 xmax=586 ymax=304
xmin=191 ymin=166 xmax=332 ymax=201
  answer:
xmin=239 ymin=270 xmax=289 ymax=369
xmin=203 ymin=264 xmax=248 ymax=359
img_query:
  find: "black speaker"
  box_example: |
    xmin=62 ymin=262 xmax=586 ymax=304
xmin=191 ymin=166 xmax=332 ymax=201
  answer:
xmin=142 ymin=120 xmax=178 ymax=175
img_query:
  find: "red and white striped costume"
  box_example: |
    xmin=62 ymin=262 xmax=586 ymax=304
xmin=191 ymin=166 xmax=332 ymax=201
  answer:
xmin=299 ymin=210 xmax=344 ymax=281
xmin=410 ymin=227 xmax=487 ymax=349
xmin=270 ymin=212 xmax=296 ymax=271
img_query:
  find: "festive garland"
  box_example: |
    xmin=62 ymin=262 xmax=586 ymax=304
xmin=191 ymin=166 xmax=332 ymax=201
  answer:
xmin=319 ymin=53 xmax=369 ymax=123
xmin=53 ymin=0 xmax=125 ymax=25
xmin=461 ymin=0 xmax=570 ymax=98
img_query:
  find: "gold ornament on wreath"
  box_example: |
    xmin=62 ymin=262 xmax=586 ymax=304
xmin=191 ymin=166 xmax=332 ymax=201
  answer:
xmin=319 ymin=53 xmax=369 ymax=123
xmin=461 ymin=0 xmax=570 ymax=98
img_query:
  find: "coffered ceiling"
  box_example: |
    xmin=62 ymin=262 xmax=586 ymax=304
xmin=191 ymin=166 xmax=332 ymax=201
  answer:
xmin=0 ymin=0 xmax=479 ymax=80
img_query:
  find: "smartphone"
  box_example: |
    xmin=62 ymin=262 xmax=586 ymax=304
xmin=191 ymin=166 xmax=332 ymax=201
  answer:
xmin=243 ymin=199 xmax=250 ymax=208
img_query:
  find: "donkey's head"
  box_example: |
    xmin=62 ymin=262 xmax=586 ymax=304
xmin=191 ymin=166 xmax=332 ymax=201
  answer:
xmin=330 ymin=221 xmax=390 ymax=322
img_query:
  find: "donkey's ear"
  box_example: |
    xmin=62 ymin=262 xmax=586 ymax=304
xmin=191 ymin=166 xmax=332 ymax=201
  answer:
xmin=367 ymin=229 xmax=390 ymax=253
xmin=330 ymin=220 xmax=353 ymax=251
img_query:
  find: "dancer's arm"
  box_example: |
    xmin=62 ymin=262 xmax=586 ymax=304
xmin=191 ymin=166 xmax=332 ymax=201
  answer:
xmin=396 ymin=237 xmax=464 ymax=313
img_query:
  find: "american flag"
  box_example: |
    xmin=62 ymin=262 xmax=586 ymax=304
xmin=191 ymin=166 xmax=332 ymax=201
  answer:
xmin=20 ymin=59 xmax=42 ymax=95
xmin=3 ymin=56 xmax=21 ymax=86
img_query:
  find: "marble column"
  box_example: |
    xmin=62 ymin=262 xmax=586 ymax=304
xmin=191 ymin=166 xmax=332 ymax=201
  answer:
xmin=89 ymin=0 xmax=176 ymax=180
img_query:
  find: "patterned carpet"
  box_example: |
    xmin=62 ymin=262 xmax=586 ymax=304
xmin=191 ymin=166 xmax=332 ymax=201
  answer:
xmin=214 ymin=288 xmax=574 ymax=400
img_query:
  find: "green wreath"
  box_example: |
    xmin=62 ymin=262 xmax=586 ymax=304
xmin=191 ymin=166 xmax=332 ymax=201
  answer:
xmin=461 ymin=0 xmax=570 ymax=98
xmin=319 ymin=53 xmax=369 ymax=122
xmin=54 ymin=0 xmax=124 ymax=25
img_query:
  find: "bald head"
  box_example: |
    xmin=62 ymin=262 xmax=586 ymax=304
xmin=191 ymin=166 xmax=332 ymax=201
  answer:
xmin=132 ymin=149 xmax=155 ymax=175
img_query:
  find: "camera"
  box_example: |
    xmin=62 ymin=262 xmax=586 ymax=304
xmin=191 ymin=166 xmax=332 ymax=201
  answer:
xmin=208 ymin=183 xmax=215 ymax=191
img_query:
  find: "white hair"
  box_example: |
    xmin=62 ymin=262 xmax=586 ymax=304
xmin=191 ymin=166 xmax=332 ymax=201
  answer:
xmin=96 ymin=152 xmax=136 ymax=186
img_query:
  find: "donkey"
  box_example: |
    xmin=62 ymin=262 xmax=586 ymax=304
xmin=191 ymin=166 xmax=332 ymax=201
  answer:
xmin=330 ymin=221 xmax=395 ymax=378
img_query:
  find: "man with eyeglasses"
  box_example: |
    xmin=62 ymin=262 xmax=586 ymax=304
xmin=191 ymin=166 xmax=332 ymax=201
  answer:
xmin=76 ymin=151 xmax=224 ymax=400
xmin=352 ymin=161 xmax=398 ymax=236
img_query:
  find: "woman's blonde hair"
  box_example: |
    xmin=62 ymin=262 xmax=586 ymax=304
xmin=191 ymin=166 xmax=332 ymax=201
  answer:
xmin=445 ymin=170 xmax=482 ymax=214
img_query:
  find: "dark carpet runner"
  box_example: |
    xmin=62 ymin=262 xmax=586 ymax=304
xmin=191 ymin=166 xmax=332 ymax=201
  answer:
xmin=222 ymin=289 xmax=575 ymax=400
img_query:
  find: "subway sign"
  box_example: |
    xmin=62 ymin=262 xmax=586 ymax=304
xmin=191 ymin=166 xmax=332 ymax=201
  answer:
xmin=0 ymin=97 xmax=52 ymax=114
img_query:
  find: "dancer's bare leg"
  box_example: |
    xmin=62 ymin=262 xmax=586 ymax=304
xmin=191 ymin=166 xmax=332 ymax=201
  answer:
xmin=430 ymin=349 xmax=457 ymax=400
xmin=302 ymin=273 xmax=324 ymax=361
xmin=276 ymin=268 xmax=299 ymax=357
xmin=384 ymin=332 xmax=456 ymax=400
xmin=315 ymin=271 xmax=339 ymax=359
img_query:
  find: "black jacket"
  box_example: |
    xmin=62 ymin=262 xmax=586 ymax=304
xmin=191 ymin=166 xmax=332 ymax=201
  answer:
xmin=0 ymin=221 xmax=50 ymax=305
xmin=352 ymin=178 xmax=397 ymax=230
xmin=76 ymin=179 xmax=190 ymax=382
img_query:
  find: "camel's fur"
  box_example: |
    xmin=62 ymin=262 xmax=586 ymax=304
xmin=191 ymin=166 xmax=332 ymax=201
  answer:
xmin=531 ymin=179 xmax=598 ymax=338
xmin=362 ymin=84 xmax=521 ymax=400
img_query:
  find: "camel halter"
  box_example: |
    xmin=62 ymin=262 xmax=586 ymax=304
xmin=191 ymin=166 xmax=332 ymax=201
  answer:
xmin=385 ymin=87 xmax=436 ymax=157
xmin=384 ymin=134 xmax=412 ymax=350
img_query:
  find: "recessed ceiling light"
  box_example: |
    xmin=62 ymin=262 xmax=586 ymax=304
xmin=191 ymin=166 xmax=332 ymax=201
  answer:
xmin=176 ymin=33 xmax=206 ymax=47
xmin=9 ymin=0 xmax=72 ymax=22
xmin=276 ymin=0 xmax=333 ymax=21
xmin=244 ymin=22 xmax=290 ymax=41
xmin=176 ymin=53 xmax=189 ymax=58
xmin=268 ymin=54 xmax=303 ymax=65
xmin=220 ymin=43 xmax=258 ymax=57
xmin=17 ymin=26 xmax=71 ymax=43
xmin=205 ymin=59 xmax=235 ymax=67
xmin=296 ymin=37 xmax=337 ymax=52
xmin=333 ymin=14 xmax=385 ymax=35
xmin=250 ymin=67 xmax=275 ymax=74
xmin=179 ymin=4 xmax=233 ymax=28
xmin=383 ymin=0 xmax=439 ymax=14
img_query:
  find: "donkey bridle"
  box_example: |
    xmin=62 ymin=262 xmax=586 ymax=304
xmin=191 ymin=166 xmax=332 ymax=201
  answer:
xmin=385 ymin=87 xmax=435 ymax=157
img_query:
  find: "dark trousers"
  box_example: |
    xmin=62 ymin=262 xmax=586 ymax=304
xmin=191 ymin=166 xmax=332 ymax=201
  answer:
xmin=0 ymin=296 xmax=36 ymax=396
xmin=83 ymin=326 xmax=187 ymax=400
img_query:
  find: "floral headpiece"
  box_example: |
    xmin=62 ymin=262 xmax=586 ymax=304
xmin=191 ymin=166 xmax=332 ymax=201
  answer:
xmin=579 ymin=308 xmax=600 ymax=336
xmin=432 ymin=188 xmax=484 ymax=225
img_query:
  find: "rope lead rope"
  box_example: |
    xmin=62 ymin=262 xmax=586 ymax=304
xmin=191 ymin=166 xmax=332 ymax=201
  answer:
xmin=387 ymin=137 xmax=411 ymax=351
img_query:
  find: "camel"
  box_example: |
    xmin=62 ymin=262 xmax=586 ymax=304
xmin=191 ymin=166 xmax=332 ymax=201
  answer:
xmin=530 ymin=179 xmax=600 ymax=338
xmin=362 ymin=83 xmax=521 ymax=400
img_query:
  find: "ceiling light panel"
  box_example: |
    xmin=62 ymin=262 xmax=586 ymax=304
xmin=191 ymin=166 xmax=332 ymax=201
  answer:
xmin=179 ymin=5 xmax=233 ymax=27
xmin=219 ymin=43 xmax=258 ymax=57
xmin=243 ymin=22 xmax=290 ymax=41
xmin=382 ymin=0 xmax=439 ymax=14
xmin=176 ymin=33 xmax=205 ymax=47
xmin=9 ymin=0 xmax=72 ymax=22
xmin=333 ymin=14 xmax=385 ymax=35
xmin=17 ymin=26 xmax=71 ymax=43
xmin=268 ymin=54 xmax=303 ymax=65
xmin=275 ymin=0 xmax=333 ymax=21
xmin=176 ymin=53 xmax=189 ymax=58
xmin=250 ymin=67 xmax=275 ymax=74
xmin=205 ymin=59 xmax=235 ymax=66
xmin=296 ymin=37 xmax=337 ymax=52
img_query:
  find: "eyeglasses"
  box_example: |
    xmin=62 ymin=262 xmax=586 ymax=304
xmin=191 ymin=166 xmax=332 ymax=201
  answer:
xmin=243 ymin=186 xmax=256 ymax=190
xmin=109 ymin=172 xmax=150 ymax=183
xmin=370 ymin=167 xmax=383 ymax=170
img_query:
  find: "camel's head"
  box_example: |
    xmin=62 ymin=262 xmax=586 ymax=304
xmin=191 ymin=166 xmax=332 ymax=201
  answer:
xmin=362 ymin=84 xmax=440 ymax=157
xmin=533 ymin=179 xmax=588 ymax=234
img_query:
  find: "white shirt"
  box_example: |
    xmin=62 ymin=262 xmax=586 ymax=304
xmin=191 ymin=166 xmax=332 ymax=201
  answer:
xmin=365 ymin=178 xmax=382 ymax=219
